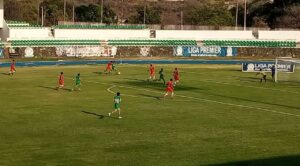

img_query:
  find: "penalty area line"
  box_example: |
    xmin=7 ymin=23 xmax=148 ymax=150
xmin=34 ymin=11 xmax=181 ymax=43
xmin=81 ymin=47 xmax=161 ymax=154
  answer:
xmin=84 ymin=79 xmax=300 ymax=118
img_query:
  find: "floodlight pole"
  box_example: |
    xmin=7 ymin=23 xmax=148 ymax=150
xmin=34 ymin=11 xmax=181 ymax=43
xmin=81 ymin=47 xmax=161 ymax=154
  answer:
xmin=243 ymin=0 xmax=247 ymax=30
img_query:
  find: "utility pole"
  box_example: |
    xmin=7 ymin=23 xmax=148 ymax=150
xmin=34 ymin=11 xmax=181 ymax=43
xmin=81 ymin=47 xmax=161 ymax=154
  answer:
xmin=72 ymin=0 xmax=75 ymax=23
xmin=64 ymin=0 xmax=67 ymax=23
xmin=180 ymin=2 xmax=184 ymax=30
xmin=121 ymin=0 xmax=124 ymax=25
xmin=143 ymin=0 xmax=146 ymax=26
xmin=101 ymin=0 xmax=104 ymax=24
xmin=244 ymin=0 xmax=247 ymax=30
xmin=37 ymin=0 xmax=40 ymax=24
xmin=41 ymin=6 xmax=44 ymax=26
xmin=235 ymin=0 xmax=239 ymax=30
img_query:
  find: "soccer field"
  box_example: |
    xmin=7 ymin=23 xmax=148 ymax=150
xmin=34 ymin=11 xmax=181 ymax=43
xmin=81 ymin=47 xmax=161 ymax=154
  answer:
xmin=0 ymin=64 xmax=300 ymax=166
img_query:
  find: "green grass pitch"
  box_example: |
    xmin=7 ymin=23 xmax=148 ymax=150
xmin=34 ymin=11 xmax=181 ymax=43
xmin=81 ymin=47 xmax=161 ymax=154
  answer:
xmin=0 ymin=64 xmax=300 ymax=166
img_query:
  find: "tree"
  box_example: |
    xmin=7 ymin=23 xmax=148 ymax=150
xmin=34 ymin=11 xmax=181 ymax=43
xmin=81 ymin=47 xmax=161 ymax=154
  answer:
xmin=184 ymin=1 xmax=235 ymax=26
xmin=40 ymin=0 xmax=72 ymax=25
xmin=4 ymin=0 xmax=38 ymax=24
xmin=128 ymin=5 xmax=162 ymax=24
xmin=75 ymin=4 xmax=116 ymax=24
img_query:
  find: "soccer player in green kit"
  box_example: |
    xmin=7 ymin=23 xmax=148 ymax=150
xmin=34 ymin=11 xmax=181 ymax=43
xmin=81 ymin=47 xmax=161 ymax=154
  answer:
xmin=108 ymin=92 xmax=122 ymax=119
xmin=157 ymin=68 xmax=165 ymax=84
xmin=72 ymin=73 xmax=81 ymax=91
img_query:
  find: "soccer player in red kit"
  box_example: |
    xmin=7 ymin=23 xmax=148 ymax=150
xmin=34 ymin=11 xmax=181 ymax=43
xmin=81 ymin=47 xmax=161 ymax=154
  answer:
xmin=9 ymin=60 xmax=16 ymax=75
xmin=105 ymin=61 xmax=113 ymax=74
xmin=149 ymin=64 xmax=155 ymax=80
xmin=173 ymin=68 xmax=180 ymax=85
xmin=164 ymin=79 xmax=174 ymax=98
xmin=57 ymin=72 xmax=64 ymax=90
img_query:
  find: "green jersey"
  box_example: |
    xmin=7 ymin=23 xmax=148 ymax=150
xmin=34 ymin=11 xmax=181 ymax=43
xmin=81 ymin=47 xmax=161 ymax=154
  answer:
xmin=159 ymin=70 xmax=164 ymax=78
xmin=114 ymin=96 xmax=121 ymax=109
xmin=75 ymin=75 xmax=81 ymax=85
xmin=114 ymin=96 xmax=121 ymax=104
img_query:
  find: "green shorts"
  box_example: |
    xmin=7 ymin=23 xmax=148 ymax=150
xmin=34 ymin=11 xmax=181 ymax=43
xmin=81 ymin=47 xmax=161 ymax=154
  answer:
xmin=114 ymin=103 xmax=120 ymax=109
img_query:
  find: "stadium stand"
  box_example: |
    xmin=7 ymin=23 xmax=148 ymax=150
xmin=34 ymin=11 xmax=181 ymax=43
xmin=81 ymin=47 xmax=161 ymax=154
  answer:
xmin=54 ymin=24 xmax=146 ymax=29
xmin=9 ymin=39 xmax=101 ymax=47
xmin=203 ymin=40 xmax=297 ymax=48
xmin=108 ymin=39 xmax=197 ymax=46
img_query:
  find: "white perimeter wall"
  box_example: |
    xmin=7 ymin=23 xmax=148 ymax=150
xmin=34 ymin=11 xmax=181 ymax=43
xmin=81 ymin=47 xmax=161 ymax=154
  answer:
xmin=54 ymin=29 xmax=150 ymax=40
xmin=155 ymin=30 xmax=255 ymax=40
xmin=258 ymin=31 xmax=300 ymax=42
xmin=8 ymin=28 xmax=51 ymax=39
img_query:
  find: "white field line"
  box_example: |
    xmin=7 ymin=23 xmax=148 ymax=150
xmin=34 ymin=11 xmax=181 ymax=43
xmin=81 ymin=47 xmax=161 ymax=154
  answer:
xmin=81 ymin=79 xmax=300 ymax=118
xmin=107 ymin=85 xmax=197 ymax=102
xmin=199 ymin=80 xmax=300 ymax=94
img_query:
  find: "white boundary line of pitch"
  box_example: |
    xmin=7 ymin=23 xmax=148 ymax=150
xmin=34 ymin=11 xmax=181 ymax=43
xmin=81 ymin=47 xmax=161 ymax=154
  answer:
xmin=199 ymin=79 xmax=300 ymax=94
xmin=81 ymin=79 xmax=300 ymax=118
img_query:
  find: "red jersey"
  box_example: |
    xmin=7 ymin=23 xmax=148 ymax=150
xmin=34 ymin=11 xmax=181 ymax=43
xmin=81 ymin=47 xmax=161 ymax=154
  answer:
xmin=10 ymin=62 xmax=16 ymax=70
xmin=59 ymin=74 xmax=64 ymax=85
xmin=173 ymin=70 xmax=179 ymax=81
xmin=106 ymin=62 xmax=112 ymax=70
xmin=150 ymin=66 xmax=155 ymax=74
xmin=166 ymin=81 xmax=174 ymax=92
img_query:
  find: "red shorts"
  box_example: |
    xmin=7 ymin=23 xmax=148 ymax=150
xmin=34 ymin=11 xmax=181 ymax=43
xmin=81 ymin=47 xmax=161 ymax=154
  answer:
xmin=174 ymin=75 xmax=179 ymax=81
xmin=166 ymin=87 xmax=173 ymax=92
xmin=10 ymin=67 xmax=16 ymax=72
xmin=59 ymin=81 xmax=64 ymax=86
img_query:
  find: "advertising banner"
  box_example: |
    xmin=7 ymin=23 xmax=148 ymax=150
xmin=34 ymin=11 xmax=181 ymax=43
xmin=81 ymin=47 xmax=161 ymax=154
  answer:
xmin=242 ymin=62 xmax=295 ymax=73
xmin=174 ymin=46 xmax=237 ymax=57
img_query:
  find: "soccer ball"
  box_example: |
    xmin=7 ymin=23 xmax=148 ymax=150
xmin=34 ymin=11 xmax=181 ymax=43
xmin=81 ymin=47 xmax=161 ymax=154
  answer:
xmin=118 ymin=72 xmax=121 ymax=75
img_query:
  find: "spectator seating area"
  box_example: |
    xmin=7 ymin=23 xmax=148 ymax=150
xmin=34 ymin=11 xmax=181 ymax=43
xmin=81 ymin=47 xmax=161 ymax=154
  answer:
xmin=7 ymin=20 xmax=42 ymax=28
xmin=54 ymin=24 xmax=146 ymax=29
xmin=9 ymin=39 xmax=102 ymax=47
xmin=203 ymin=40 xmax=297 ymax=48
xmin=108 ymin=39 xmax=197 ymax=46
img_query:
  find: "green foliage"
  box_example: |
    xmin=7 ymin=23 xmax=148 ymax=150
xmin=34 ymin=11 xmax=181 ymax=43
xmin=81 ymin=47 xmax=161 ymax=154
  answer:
xmin=184 ymin=1 xmax=235 ymax=26
xmin=128 ymin=5 xmax=162 ymax=24
xmin=4 ymin=0 xmax=38 ymax=24
xmin=75 ymin=4 xmax=117 ymax=24
xmin=247 ymin=0 xmax=300 ymax=29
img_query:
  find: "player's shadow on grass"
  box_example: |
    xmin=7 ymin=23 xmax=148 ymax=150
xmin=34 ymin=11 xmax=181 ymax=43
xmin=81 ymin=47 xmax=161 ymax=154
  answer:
xmin=139 ymin=94 xmax=162 ymax=100
xmin=207 ymin=154 xmax=300 ymax=166
xmin=81 ymin=111 xmax=105 ymax=119
xmin=119 ymin=78 xmax=201 ymax=91
xmin=1 ymin=73 xmax=10 ymax=76
xmin=39 ymin=86 xmax=72 ymax=91
xmin=93 ymin=72 xmax=104 ymax=75
xmin=81 ymin=111 xmax=119 ymax=119
xmin=200 ymin=91 xmax=300 ymax=110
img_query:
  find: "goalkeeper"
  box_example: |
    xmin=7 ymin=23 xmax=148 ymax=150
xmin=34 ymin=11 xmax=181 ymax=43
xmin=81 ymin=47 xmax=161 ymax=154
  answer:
xmin=256 ymin=68 xmax=267 ymax=83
